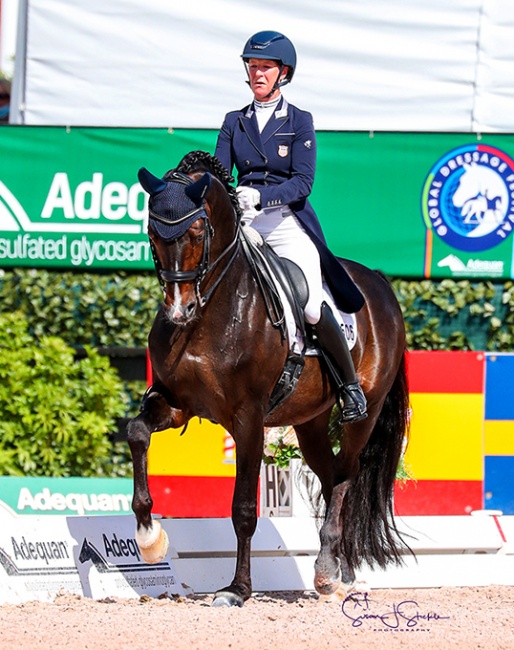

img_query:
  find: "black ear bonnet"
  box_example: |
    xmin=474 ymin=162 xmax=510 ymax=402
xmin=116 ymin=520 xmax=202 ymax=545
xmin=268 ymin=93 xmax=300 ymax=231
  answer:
xmin=138 ymin=167 xmax=212 ymax=241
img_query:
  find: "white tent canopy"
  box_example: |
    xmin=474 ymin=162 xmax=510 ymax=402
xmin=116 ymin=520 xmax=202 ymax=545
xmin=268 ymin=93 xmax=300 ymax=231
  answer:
xmin=10 ymin=0 xmax=514 ymax=131
xmin=0 ymin=0 xmax=19 ymax=79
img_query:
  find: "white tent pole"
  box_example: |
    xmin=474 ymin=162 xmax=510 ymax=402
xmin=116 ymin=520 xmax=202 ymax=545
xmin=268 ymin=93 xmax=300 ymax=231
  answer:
xmin=8 ymin=0 xmax=25 ymax=124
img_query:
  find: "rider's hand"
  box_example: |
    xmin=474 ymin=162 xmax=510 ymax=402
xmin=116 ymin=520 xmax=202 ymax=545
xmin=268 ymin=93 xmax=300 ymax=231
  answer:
xmin=236 ymin=186 xmax=261 ymax=211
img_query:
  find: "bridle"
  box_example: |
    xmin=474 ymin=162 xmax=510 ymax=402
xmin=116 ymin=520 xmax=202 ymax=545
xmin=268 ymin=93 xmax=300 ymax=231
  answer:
xmin=149 ymin=172 xmax=241 ymax=308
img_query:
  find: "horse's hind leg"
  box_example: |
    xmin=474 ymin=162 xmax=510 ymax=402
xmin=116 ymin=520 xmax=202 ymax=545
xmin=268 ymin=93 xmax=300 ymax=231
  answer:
xmin=296 ymin=412 xmax=377 ymax=597
xmin=127 ymin=387 xmax=189 ymax=564
xmin=294 ymin=412 xmax=346 ymax=595
xmin=314 ymin=485 xmax=358 ymax=598
xmin=324 ymin=414 xmax=381 ymax=594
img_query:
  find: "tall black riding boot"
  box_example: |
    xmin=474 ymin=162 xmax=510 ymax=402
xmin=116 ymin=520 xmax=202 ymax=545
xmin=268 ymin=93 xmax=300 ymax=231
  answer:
xmin=314 ymin=301 xmax=367 ymax=423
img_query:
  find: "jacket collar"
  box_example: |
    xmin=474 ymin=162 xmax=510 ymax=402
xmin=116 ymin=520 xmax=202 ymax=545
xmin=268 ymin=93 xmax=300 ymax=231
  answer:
xmin=240 ymin=97 xmax=290 ymax=158
xmin=260 ymin=96 xmax=289 ymax=143
xmin=244 ymin=96 xmax=289 ymax=122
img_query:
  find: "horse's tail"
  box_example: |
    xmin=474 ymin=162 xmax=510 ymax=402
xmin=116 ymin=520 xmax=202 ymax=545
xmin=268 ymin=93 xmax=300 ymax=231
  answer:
xmin=342 ymin=348 xmax=411 ymax=570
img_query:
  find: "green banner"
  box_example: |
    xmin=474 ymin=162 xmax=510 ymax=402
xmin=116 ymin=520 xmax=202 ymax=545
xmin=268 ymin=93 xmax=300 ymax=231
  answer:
xmin=0 ymin=127 xmax=217 ymax=270
xmin=313 ymin=132 xmax=514 ymax=279
xmin=0 ymin=477 xmax=133 ymax=516
xmin=1 ymin=127 xmax=514 ymax=278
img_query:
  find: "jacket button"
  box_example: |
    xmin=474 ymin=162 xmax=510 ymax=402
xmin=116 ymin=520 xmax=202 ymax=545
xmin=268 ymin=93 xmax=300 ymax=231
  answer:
xmin=245 ymin=160 xmax=250 ymax=166
xmin=263 ymin=158 xmax=268 ymax=163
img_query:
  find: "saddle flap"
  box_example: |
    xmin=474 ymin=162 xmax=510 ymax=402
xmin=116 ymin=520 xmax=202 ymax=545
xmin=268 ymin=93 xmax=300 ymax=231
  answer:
xmin=263 ymin=248 xmax=309 ymax=337
xmin=281 ymin=259 xmax=309 ymax=310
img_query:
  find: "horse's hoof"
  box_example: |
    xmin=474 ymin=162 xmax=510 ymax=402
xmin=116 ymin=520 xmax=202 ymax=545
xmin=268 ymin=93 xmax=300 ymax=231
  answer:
xmin=318 ymin=582 xmax=354 ymax=603
xmin=136 ymin=521 xmax=169 ymax=564
xmin=314 ymin=578 xmax=342 ymax=596
xmin=318 ymin=579 xmax=370 ymax=602
xmin=314 ymin=566 xmax=342 ymax=596
xmin=211 ymin=591 xmax=245 ymax=608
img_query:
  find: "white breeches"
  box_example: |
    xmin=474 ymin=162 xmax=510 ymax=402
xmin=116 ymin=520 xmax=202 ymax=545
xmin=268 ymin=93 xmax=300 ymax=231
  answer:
xmin=246 ymin=206 xmax=323 ymax=324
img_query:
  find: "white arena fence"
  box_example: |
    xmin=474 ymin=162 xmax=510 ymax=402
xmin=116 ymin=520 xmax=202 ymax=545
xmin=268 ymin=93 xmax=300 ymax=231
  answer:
xmin=0 ymin=496 xmax=512 ymax=605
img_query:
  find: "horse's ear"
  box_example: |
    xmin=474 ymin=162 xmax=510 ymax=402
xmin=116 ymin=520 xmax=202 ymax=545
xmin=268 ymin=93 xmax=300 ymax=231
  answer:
xmin=138 ymin=167 xmax=167 ymax=196
xmin=185 ymin=173 xmax=212 ymax=206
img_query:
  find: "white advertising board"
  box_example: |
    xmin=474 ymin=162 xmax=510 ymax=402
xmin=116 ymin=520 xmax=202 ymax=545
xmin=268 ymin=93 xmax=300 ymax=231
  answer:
xmin=0 ymin=505 xmax=184 ymax=604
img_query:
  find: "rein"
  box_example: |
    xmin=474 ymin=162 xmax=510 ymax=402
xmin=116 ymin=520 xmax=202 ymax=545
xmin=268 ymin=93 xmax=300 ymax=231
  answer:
xmin=197 ymin=230 xmax=240 ymax=307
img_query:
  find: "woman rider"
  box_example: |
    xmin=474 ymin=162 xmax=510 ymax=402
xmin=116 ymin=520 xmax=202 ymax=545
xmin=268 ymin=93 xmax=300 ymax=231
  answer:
xmin=214 ymin=30 xmax=367 ymax=423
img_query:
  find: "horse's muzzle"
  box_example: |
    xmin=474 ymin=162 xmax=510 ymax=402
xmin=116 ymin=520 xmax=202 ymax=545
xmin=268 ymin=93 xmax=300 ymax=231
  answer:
xmin=164 ymin=298 xmax=198 ymax=325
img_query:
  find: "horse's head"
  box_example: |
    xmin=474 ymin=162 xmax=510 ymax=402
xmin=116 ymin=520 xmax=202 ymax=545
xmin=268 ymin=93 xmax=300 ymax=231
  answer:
xmin=138 ymin=152 xmax=240 ymax=325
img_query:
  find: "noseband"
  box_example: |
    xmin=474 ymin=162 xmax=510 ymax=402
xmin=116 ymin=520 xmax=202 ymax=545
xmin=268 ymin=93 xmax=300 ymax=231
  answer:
xmin=149 ymin=172 xmax=240 ymax=307
xmin=150 ymin=208 xmax=213 ymax=286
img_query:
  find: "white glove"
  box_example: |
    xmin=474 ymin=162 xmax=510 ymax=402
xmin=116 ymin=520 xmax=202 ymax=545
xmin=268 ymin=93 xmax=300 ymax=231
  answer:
xmin=236 ymin=186 xmax=261 ymax=211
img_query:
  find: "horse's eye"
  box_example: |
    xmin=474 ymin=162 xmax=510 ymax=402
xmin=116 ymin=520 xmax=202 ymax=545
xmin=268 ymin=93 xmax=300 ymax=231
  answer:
xmin=196 ymin=233 xmax=205 ymax=244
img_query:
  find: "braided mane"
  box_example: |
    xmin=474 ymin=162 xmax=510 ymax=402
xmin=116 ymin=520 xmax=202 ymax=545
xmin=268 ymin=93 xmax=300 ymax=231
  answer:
xmin=171 ymin=150 xmax=242 ymax=220
xmin=177 ymin=150 xmax=232 ymax=183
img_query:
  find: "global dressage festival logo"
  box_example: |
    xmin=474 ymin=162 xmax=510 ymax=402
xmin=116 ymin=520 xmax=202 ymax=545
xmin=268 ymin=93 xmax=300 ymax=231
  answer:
xmin=422 ymin=144 xmax=514 ymax=252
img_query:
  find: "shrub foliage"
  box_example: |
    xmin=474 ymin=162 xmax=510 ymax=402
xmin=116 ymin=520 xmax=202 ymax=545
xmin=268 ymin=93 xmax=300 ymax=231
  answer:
xmin=0 ymin=311 xmax=128 ymax=477
xmin=1 ymin=268 xmax=512 ymax=351
xmin=1 ymin=267 xmax=513 ymax=477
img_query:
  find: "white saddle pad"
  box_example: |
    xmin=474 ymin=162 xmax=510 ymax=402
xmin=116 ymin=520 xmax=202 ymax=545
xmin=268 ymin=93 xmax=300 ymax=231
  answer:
xmin=241 ymin=227 xmax=358 ymax=356
xmin=274 ymin=277 xmax=358 ymax=356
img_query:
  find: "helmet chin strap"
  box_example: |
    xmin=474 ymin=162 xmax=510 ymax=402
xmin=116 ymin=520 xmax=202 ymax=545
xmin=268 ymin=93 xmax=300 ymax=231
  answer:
xmin=265 ymin=65 xmax=288 ymax=99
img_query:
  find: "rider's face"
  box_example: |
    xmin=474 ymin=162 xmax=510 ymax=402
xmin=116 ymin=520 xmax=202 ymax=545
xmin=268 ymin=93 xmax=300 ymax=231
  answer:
xmin=247 ymin=58 xmax=286 ymax=102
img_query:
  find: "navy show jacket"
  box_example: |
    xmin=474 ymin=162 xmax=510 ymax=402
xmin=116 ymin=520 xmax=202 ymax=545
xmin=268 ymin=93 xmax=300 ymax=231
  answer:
xmin=215 ymin=96 xmax=364 ymax=314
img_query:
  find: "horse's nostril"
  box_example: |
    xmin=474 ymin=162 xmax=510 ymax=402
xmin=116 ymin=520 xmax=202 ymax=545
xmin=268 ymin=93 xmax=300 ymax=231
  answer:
xmin=185 ymin=302 xmax=196 ymax=318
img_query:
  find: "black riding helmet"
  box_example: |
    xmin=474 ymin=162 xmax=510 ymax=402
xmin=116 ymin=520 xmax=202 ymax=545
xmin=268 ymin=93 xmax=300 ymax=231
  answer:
xmin=241 ymin=30 xmax=297 ymax=93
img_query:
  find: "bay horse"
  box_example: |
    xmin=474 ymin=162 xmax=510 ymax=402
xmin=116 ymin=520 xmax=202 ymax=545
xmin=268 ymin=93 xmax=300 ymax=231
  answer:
xmin=127 ymin=150 xmax=410 ymax=607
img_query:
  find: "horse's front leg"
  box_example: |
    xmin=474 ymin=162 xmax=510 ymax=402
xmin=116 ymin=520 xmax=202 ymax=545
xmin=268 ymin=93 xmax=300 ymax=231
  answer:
xmin=212 ymin=411 xmax=264 ymax=608
xmin=127 ymin=387 xmax=189 ymax=564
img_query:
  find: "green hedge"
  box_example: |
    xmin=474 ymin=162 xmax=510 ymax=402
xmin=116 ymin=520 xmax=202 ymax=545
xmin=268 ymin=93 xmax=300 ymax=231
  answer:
xmin=393 ymin=278 xmax=514 ymax=351
xmin=0 ymin=268 xmax=159 ymax=348
xmin=1 ymin=267 xmax=512 ymax=477
xmin=0 ymin=312 xmax=129 ymax=477
xmin=1 ymin=267 xmax=513 ymax=429
xmin=1 ymin=268 xmax=513 ymax=351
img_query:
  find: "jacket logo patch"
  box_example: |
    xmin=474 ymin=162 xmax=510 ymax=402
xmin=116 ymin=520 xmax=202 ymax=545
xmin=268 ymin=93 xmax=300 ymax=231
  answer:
xmin=278 ymin=145 xmax=289 ymax=158
xmin=304 ymin=140 xmax=312 ymax=149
